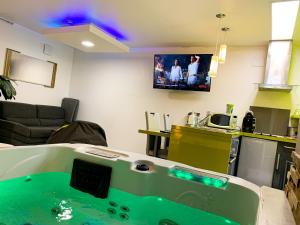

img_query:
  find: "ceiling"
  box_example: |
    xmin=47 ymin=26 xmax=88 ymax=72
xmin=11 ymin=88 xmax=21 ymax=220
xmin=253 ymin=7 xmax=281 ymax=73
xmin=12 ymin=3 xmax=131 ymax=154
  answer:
xmin=44 ymin=24 xmax=130 ymax=52
xmin=0 ymin=0 xmax=294 ymax=48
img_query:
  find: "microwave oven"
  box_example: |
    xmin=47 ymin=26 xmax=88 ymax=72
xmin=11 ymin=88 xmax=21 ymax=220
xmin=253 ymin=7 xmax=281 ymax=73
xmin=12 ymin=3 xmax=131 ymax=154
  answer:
xmin=207 ymin=114 xmax=237 ymax=130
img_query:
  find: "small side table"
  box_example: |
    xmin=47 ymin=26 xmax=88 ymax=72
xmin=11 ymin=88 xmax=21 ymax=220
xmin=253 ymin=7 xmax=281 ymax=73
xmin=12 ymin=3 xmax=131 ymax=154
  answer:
xmin=138 ymin=129 xmax=170 ymax=159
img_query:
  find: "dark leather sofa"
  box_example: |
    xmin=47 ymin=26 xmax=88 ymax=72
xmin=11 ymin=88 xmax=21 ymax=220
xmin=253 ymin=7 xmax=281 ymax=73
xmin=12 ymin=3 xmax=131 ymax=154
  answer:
xmin=0 ymin=98 xmax=79 ymax=145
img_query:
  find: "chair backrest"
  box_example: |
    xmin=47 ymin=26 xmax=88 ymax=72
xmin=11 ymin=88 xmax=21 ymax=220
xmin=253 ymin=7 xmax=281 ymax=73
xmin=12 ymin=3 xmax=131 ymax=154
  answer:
xmin=145 ymin=111 xmax=161 ymax=131
xmin=61 ymin=98 xmax=79 ymax=123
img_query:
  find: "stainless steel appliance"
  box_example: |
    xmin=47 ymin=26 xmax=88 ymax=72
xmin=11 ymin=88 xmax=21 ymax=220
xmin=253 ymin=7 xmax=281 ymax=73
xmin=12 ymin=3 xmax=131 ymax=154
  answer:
xmin=250 ymin=106 xmax=290 ymax=136
xmin=237 ymin=137 xmax=278 ymax=186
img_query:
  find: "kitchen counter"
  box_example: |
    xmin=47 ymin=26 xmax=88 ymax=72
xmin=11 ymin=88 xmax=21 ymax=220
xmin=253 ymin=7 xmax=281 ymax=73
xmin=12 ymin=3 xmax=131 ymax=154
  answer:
xmin=191 ymin=127 xmax=296 ymax=143
xmin=240 ymin=132 xmax=296 ymax=144
xmin=139 ymin=128 xmax=297 ymax=144
xmin=138 ymin=129 xmax=170 ymax=138
xmin=175 ymin=127 xmax=297 ymax=143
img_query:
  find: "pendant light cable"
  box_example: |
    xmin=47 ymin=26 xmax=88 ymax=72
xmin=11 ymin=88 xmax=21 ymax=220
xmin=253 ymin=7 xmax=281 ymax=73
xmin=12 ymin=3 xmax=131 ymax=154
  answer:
xmin=214 ymin=13 xmax=225 ymax=55
xmin=209 ymin=13 xmax=226 ymax=78
xmin=215 ymin=17 xmax=221 ymax=55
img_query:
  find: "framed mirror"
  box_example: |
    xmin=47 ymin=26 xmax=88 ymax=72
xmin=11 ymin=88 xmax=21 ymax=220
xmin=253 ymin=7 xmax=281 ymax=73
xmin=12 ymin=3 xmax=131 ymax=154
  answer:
xmin=3 ymin=48 xmax=57 ymax=88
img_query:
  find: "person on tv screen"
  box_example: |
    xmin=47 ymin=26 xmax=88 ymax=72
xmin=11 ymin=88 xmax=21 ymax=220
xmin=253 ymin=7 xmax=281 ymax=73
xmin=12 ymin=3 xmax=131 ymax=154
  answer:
xmin=170 ymin=59 xmax=183 ymax=85
xmin=154 ymin=57 xmax=166 ymax=85
xmin=187 ymin=55 xmax=200 ymax=87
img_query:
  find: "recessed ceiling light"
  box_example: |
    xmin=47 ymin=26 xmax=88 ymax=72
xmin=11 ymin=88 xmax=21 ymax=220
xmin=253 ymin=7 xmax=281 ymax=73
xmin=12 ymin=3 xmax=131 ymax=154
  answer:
xmin=81 ymin=40 xmax=95 ymax=47
xmin=272 ymin=1 xmax=299 ymax=40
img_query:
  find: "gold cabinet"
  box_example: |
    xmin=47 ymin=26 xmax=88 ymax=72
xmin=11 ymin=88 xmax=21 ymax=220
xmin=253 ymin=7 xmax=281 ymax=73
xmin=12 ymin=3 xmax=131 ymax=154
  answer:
xmin=168 ymin=125 xmax=238 ymax=174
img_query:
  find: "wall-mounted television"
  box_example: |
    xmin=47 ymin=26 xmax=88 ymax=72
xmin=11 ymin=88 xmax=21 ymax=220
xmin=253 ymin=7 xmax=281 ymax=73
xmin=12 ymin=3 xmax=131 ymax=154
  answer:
xmin=153 ymin=54 xmax=212 ymax=92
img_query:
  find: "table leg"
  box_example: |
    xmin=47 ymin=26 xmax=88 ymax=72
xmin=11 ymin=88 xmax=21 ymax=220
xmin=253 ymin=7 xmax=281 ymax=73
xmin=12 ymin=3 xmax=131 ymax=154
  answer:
xmin=153 ymin=136 xmax=159 ymax=157
xmin=146 ymin=134 xmax=153 ymax=156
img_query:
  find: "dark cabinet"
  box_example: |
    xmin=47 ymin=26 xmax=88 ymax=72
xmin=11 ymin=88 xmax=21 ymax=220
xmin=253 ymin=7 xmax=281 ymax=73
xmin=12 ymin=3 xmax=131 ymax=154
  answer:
xmin=272 ymin=142 xmax=296 ymax=190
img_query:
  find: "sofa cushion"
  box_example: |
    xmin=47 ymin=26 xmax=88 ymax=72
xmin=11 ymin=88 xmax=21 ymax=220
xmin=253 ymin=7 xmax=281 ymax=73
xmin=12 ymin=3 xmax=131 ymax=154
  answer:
xmin=5 ymin=117 xmax=40 ymax=126
xmin=0 ymin=136 xmax=47 ymax=146
xmin=39 ymin=119 xmax=65 ymax=127
xmin=0 ymin=128 xmax=48 ymax=145
xmin=0 ymin=101 xmax=37 ymax=119
xmin=37 ymin=105 xmax=65 ymax=119
xmin=0 ymin=119 xmax=30 ymax=137
xmin=28 ymin=126 xmax=58 ymax=138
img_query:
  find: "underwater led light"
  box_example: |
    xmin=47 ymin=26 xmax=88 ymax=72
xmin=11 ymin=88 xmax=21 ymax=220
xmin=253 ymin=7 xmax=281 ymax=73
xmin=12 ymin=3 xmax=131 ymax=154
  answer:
xmin=81 ymin=41 xmax=95 ymax=47
xmin=169 ymin=167 xmax=228 ymax=189
xmin=225 ymin=219 xmax=232 ymax=224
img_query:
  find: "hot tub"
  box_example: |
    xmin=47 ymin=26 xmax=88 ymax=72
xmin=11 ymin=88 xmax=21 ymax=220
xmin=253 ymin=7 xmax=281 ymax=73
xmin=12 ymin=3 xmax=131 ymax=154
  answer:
xmin=0 ymin=144 xmax=294 ymax=225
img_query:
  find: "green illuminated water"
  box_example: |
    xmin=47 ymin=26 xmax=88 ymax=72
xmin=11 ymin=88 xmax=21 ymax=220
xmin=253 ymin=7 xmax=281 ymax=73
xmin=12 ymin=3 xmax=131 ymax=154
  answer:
xmin=0 ymin=172 xmax=239 ymax=225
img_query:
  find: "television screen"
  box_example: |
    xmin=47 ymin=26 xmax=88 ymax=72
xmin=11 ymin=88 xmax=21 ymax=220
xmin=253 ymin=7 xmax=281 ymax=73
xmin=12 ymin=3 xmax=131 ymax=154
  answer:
xmin=153 ymin=54 xmax=212 ymax=91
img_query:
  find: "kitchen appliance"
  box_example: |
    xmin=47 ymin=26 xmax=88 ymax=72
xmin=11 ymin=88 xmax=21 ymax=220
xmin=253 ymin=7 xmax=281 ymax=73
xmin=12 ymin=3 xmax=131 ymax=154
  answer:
xmin=242 ymin=111 xmax=256 ymax=133
xmin=237 ymin=137 xmax=278 ymax=187
xmin=207 ymin=113 xmax=237 ymax=130
xmin=258 ymin=40 xmax=293 ymax=91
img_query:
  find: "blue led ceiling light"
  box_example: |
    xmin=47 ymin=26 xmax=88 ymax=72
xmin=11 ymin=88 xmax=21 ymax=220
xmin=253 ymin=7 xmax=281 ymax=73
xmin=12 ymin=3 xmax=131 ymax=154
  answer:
xmin=45 ymin=13 xmax=127 ymax=41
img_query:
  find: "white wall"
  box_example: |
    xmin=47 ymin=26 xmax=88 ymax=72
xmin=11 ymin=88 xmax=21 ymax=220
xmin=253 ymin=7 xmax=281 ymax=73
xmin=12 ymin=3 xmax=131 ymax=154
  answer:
xmin=0 ymin=21 xmax=74 ymax=106
xmin=69 ymin=46 xmax=267 ymax=154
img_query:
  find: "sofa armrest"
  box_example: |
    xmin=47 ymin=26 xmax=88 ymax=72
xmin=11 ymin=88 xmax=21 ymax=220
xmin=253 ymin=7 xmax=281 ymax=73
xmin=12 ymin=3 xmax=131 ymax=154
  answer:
xmin=75 ymin=120 xmax=107 ymax=140
xmin=0 ymin=119 xmax=30 ymax=137
xmin=61 ymin=98 xmax=79 ymax=123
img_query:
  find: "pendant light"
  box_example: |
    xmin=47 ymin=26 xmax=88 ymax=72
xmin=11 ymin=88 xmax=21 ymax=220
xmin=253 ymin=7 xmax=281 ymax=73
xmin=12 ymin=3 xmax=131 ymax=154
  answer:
xmin=209 ymin=13 xmax=225 ymax=78
xmin=208 ymin=56 xmax=219 ymax=78
xmin=219 ymin=27 xmax=230 ymax=64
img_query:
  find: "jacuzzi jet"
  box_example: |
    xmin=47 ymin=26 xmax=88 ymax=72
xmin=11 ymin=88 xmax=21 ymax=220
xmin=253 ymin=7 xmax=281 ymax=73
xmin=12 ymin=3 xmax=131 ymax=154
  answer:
xmin=159 ymin=219 xmax=178 ymax=225
xmin=119 ymin=213 xmax=129 ymax=220
xmin=109 ymin=201 xmax=118 ymax=207
xmin=120 ymin=205 xmax=130 ymax=212
xmin=107 ymin=208 xmax=117 ymax=215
